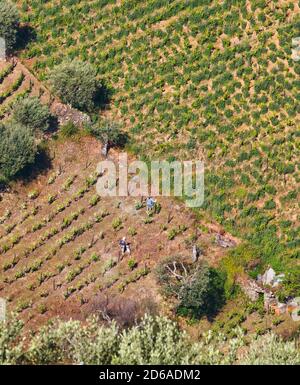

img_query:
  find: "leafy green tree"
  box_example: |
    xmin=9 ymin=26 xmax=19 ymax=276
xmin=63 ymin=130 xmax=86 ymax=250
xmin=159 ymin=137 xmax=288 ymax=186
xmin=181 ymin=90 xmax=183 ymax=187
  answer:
xmin=89 ymin=119 xmax=125 ymax=156
xmin=0 ymin=0 xmax=20 ymax=51
xmin=156 ymin=257 xmax=226 ymax=319
xmin=0 ymin=315 xmax=23 ymax=364
xmin=113 ymin=314 xmax=195 ymax=365
xmin=26 ymin=316 xmax=119 ymax=365
xmin=240 ymin=333 xmax=300 ymax=365
xmin=12 ymin=97 xmax=51 ymax=132
xmin=178 ymin=266 xmax=226 ymax=319
xmin=0 ymin=122 xmax=37 ymax=181
xmin=1 ymin=314 xmax=300 ymax=365
xmin=49 ymin=60 xmax=98 ymax=111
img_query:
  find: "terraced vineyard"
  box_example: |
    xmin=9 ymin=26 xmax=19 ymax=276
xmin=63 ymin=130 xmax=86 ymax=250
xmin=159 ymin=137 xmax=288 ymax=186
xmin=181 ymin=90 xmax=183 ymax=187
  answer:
xmin=0 ymin=58 xmax=52 ymax=119
xmin=0 ymin=138 xmax=232 ymax=329
xmin=16 ymin=0 xmax=300 ymax=275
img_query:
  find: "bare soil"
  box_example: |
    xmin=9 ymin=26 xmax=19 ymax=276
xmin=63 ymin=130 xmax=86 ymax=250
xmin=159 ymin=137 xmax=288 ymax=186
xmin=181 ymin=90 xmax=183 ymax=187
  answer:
xmin=0 ymin=136 xmax=234 ymax=331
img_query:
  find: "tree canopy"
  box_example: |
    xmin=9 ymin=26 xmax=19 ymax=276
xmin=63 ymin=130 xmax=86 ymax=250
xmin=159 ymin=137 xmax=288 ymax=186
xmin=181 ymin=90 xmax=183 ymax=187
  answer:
xmin=49 ymin=60 xmax=98 ymax=111
xmin=12 ymin=97 xmax=51 ymax=133
xmin=0 ymin=0 xmax=20 ymax=51
xmin=89 ymin=119 xmax=126 ymax=156
xmin=156 ymin=257 xmax=226 ymax=319
xmin=1 ymin=314 xmax=299 ymax=365
xmin=0 ymin=122 xmax=37 ymax=181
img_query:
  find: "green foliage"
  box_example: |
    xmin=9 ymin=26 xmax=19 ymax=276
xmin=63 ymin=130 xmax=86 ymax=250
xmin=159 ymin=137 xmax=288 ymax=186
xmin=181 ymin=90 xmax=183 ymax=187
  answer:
xmin=113 ymin=314 xmax=195 ymax=365
xmin=0 ymin=0 xmax=19 ymax=51
xmin=240 ymin=333 xmax=300 ymax=365
xmin=89 ymin=194 xmax=100 ymax=207
xmin=49 ymin=60 xmax=98 ymax=111
xmin=0 ymin=315 xmax=24 ymax=364
xmin=28 ymin=189 xmax=39 ymax=199
xmin=177 ymin=265 xmax=226 ymax=319
xmin=0 ymin=72 xmax=24 ymax=103
xmin=0 ymin=63 xmax=13 ymax=83
xmin=156 ymin=257 xmax=225 ymax=319
xmin=0 ymin=122 xmax=37 ymax=181
xmin=59 ymin=122 xmax=79 ymax=138
xmin=118 ymin=266 xmax=150 ymax=292
xmin=89 ymin=119 xmax=124 ymax=147
xmin=278 ymin=267 xmax=300 ymax=300
xmin=264 ymin=199 xmax=276 ymax=210
xmin=15 ymin=0 xmax=300 ymax=273
xmin=12 ymin=97 xmax=51 ymax=132
xmin=127 ymin=258 xmax=137 ymax=270
xmin=1 ymin=314 xmax=299 ymax=365
xmin=128 ymin=226 xmax=137 ymax=236
xmin=221 ymin=243 xmax=261 ymax=297
xmin=112 ymin=217 xmax=123 ymax=231
xmin=167 ymin=225 xmax=187 ymax=240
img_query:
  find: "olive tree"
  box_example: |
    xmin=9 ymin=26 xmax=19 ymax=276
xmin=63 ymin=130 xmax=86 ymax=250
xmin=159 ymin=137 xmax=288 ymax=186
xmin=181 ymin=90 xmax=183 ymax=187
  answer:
xmin=89 ymin=119 xmax=124 ymax=156
xmin=0 ymin=0 xmax=20 ymax=51
xmin=2 ymin=313 xmax=300 ymax=365
xmin=25 ymin=314 xmax=196 ymax=365
xmin=240 ymin=333 xmax=300 ymax=365
xmin=0 ymin=122 xmax=37 ymax=181
xmin=12 ymin=97 xmax=51 ymax=132
xmin=0 ymin=315 xmax=24 ymax=364
xmin=156 ymin=257 xmax=226 ymax=319
xmin=113 ymin=314 xmax=195 ymax=365
xmin=49 ymin=60 xmax=98 ymax=111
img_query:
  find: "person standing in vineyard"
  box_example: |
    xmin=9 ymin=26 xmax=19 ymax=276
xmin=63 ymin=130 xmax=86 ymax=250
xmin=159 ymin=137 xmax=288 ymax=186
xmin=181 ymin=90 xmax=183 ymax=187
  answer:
xmin=119 ymin=237 xmax=131 ymax=256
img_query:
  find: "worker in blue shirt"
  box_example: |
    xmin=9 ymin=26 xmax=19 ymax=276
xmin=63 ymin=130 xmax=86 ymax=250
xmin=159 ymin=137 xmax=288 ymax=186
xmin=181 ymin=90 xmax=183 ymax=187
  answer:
xmin=146 ymin=197 xmax=156 ymax=213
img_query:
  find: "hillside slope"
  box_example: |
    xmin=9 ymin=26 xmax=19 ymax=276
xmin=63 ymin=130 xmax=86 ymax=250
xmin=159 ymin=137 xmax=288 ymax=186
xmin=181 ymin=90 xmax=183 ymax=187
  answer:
xmin=16 ymin=0 xmax=300 ymax=273
xmin=0 ymin=137 xmax=234 ymax=330
xmin=0 ymin=58 xmax=52 ymax=119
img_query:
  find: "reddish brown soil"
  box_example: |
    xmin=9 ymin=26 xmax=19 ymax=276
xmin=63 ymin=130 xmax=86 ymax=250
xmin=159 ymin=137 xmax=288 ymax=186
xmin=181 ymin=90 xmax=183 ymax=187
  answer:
xmin=0 ymin=137 xmax=234 ymax=331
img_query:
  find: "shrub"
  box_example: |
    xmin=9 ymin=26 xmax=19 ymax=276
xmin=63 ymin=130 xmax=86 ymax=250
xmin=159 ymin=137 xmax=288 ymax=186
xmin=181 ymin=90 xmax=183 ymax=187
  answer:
xmin=264 ymin=199 xmax=276 ymax=210
xmin=128 ymin=227 xmax=137 ymax=236
xmin=28 ymin=189 xmax=39 ymax=199
xmin=38 ymin=304 xmax=47 ymax=314
xmin=89 ymin=195 xmax=100 ymax=207
xmin=221 ymin=243 xmax=261 ymax=296
xmin=128 ymin=258 xmax=137 ymax=270
xmin=112 ymin=218 xmax=123 ymax=231
xmin=11 ymin=97 xmax=51 ymax=132
xmin=90 ymin=253 xmax=99 ymax=263
xmin=0 ymin=122 xmax=37 ymax=181
xmin=167 ymin=225 xmax=187 ymax=240
xmin=49 ymin=60 xmax=98 ymax=111
xmin=278 ymin=267 xmax=300 ymax=300
xmin=59 ymin=122 xmax=79 ymax=138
